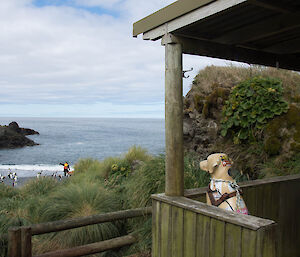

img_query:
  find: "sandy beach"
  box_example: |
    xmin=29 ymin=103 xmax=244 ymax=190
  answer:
xmin=1 ymin=175 xmax=68 ymax=188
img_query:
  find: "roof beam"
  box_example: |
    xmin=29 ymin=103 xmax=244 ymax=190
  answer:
xmin=142 ymin=0 xmax=247 ymax=41
xmin=214 ymin=11 xmax=300 ymax=45
xmin=164 ymin=34 xmax=300 ymax=71
xmin=263 ymin=37 xmax=300 ymax=54
xmin=133 ymin=0 xmax=216 ymax=38
xmin=247 ymin=0 xmax=293 ymax=13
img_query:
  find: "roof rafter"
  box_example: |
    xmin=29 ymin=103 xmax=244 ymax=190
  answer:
xmin=214 ymin=11 xmax=300 ymax=45
xmin=247 ymin=0 xmax=293 ymax=13
xmin=262 ymin=37 xmax=300 ymax=54
xmin=164 ymin=34 xmax=300 ymax=71
xmin=142 ymin=0 xmax=247 ymax=40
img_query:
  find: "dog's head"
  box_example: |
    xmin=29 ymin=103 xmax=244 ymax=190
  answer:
xmin=200 ymin=153 xmax=232 ymax=174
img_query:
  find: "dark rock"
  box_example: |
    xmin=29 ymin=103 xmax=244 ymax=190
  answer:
xmin=8 ymin=122 xmax=21 ymax=132
xmin=0 ymin=122 xmax=39 ymax=149
xmin=20 ymin=128 xmax=39 ymax=136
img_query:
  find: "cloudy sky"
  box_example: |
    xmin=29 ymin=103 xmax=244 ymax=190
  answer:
xmin=0 ymin=0 xmax=235 ymax=118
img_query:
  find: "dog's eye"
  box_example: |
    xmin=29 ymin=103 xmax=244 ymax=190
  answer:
xmin=228 ymin=169 xmax=232 ymax=177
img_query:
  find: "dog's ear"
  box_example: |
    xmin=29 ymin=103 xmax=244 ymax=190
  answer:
xmin=200 ymin=160 xmax=209 ymax=172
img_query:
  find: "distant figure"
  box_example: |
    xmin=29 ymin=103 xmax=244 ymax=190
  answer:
xmin=60 ymin=162 xmax=70 ymax=176
xmin=0 ymin=174 xmax=5 ymax=183
xmin=37 ymin=171 xmax=42 ymax=179
xmin=51 ymin=172 xmax=57 ymax=178
xmin=58 ymin=174 xmax=62 ymax=181
xmin=8 ymin=172 xmax=13 ymax=180
xmin=12 ymin=175 xmax=18 ymax=187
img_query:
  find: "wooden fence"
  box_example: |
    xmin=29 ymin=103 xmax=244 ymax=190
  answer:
xmin=7 ymin=207 xmax=152 ymax=257
xmin=153 ymin=174 xmax=300 ymax=257
xmin=4 ymin=174 xmax=300 ymax=257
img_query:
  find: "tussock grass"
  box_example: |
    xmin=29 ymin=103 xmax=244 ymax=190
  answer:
xmin=0 ymin=183 xmax=20 ymax=199
xmin=20 ymin=177 xmax=59 ymax=197
xmin=73 ymin=146 xmax=151 ymax=185
xmin=192 ymin=65 xmax=300 ymax=103
xmin=74 ymin=157 xmax=121 ymax=179
xmin=123 ymin=145 xmax=151 ymax=164
xmin=33 ymin=182 xmax=123 ymax=254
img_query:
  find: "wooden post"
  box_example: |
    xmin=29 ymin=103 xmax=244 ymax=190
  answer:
xmin=163 ymin=33 xmax=184 ymax=196
xmin=8 ymin=227 xmax=21 ymax=257
xmin=21 ymin=227 xmax=32 ymax=257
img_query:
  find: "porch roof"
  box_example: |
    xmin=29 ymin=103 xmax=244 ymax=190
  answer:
xmin=133 ymin=0 xmax=300 ymax=71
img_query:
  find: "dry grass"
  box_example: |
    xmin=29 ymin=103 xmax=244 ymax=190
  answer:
xmin=191 ymin=65 xmax=300 ymax=103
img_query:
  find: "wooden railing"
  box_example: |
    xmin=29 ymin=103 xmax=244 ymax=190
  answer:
xmin=4 ymin=174 xmax=300 ymax=257
xmin=7 ymin=207 xmax=152 ymax=257
xmin=154 ymin=173 xmax=300 ymax=257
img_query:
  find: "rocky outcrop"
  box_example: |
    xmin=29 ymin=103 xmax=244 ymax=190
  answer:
xmin=183 ymin=87 xmax=227 ymax=160
xmin=0 ymin=122 xmax=39 ymax=149
xmin=183 ymin=66 xmax=300 ymax=178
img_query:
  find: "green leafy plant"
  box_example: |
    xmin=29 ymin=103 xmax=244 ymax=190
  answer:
xmin=221 ymin=76 xmax=289 ymax=143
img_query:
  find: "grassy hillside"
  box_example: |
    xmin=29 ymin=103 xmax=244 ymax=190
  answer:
xmin=184 ymin=65 xmax=300 ymax=179
xmin=0 ymin=146 xmax=210 ymax=257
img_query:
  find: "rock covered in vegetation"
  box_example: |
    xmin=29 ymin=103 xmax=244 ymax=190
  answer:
xmin=264 ymin=104 xmax=300 ymax=156
xmin=183 ymin=66 xmax=300 ymax=177
xmin=0 ymin=121 xmax=39 ymax=148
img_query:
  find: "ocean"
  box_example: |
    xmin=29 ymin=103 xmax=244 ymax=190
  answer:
xmin=0 ymin=118 xmax=165 ymax=177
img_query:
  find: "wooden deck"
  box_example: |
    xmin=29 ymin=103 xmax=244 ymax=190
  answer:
xmin=152 ymin=174 xmax=300 ymax=257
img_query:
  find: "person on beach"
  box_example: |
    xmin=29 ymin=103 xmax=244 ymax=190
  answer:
xmin=8 ymin=171 xmax=13 ymax=180
xmin=0 ymin=174 xmax=5 ymax=183
xmin=37 ymin=171 xmax=42 ymax=178
xmin=12 ymin=174 xmax=18 ymax=187
xmin=60 ymin=162 xmax=70 ymax=176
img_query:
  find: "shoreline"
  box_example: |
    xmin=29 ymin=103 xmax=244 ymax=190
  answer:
xmin=1 ymin=175 xmax=68 ymax=188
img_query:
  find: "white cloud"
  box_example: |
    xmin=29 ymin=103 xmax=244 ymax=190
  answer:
xmin=73 ymin=0 xmax=123 ymax=8
xmin=0 ymin=0 xmax=231 ymax=117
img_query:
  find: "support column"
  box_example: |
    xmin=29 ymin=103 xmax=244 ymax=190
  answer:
xmin=163 ymin=34 xmax=184 ymax=196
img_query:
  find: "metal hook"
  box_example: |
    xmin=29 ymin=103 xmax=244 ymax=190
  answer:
xmin=182 ymin=67 xmax=193 ymax=78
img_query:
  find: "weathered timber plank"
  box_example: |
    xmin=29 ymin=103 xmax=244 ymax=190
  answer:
xmin=244 ymin=186 xmax=257 ymax=216
xmin=33 ymin=234 xmax=136 ymax=257
xmin=164 ymin=41 xmax=184 ymax=196
xmin=183 ymin=210 xmax=196 ymax=257
xmin=209 ymin=218 xmax=225 ymax=257
xmin=267 ymin=183 xmax=278 ymax=222
xmin=277 ymin=181 xmax=289 ymax=257
xmin=256 ymin=225 xmax=277 ymax=257
xmin=183 ymin=174 xmax=300 ymax=202
xmin=196 ymin=214 xmax=210 ymax=257
xmin=31 ymin=207 xmax=151 ymax=235
xmin=21 ymin=226 xmax=31 ymax=257
xmin=240 ymin=187 xmax=248 ymax=205
xmin=184 ymin=188 xmax=206 ymax=201
xmin=160 ymin=203 xmax=172 ymax=257
xmin=171 ymin=206 xmax=183 ymax=257
xmin=278 ymin=180 xmax=300 ymax=257
xmin=239 ymin=174 xmax=300 ymax=187
xmin=152 ymin=200 xmax=160 ymax=257
xmin=151 ymin=195 xmax=275 ymax=230
xmin=8 ymin=227 xmax=21 ymax=257
xmin=293 ymin=180 xmax=300 ymax=257
xmin=225 ymin=223 xmax=241 ymax=257
xmin=289 ymin=180 xmax=300 ymax=257
xmin=241 ymin=228 xmax=256 ymax=257
xmin=255 ymin=185 xmax=264 ymax=218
